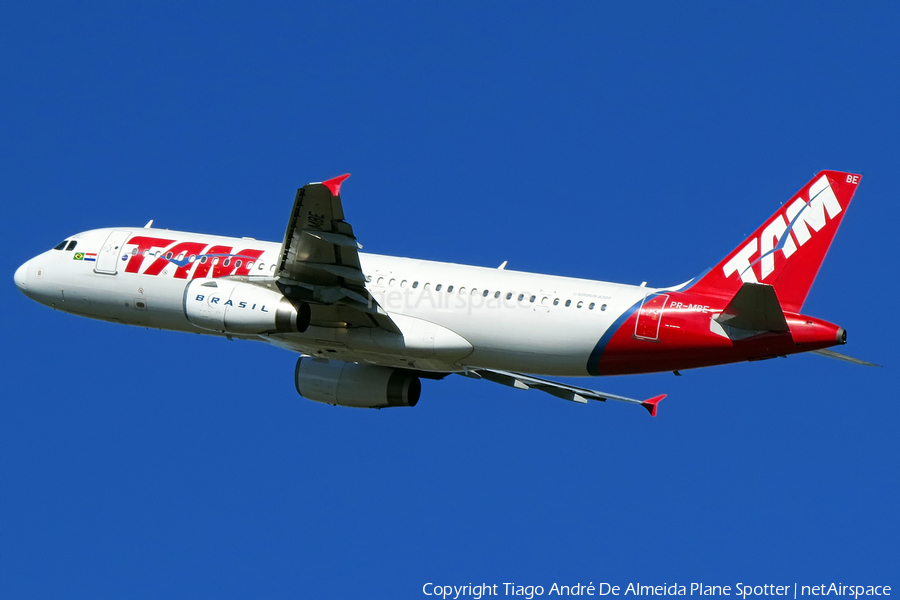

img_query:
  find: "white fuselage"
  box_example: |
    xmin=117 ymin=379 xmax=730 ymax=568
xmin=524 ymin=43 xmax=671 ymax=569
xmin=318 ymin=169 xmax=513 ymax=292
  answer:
xmin=15 ymin=227 xmax=655 ymax=377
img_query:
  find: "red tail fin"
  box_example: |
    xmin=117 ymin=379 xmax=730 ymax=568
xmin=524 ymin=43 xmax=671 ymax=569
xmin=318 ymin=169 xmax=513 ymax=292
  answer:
xmin=687 ymin=170 xmax=862 ymax=313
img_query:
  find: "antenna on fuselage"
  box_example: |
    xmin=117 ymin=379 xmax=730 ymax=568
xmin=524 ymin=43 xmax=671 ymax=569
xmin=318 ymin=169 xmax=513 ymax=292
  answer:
xmin=144 ymin=220 xmax=154 ymax=229
xmin=497 ymin=260 xmax=508 ymax=270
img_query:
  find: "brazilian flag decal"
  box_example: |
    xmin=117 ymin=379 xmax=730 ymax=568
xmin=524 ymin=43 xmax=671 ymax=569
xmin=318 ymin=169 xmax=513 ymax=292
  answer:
xmin=73 ymin=252 xmax=84 ymax=261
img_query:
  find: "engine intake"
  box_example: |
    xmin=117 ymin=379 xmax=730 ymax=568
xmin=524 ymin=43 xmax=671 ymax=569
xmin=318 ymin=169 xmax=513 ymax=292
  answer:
xmin=294 ymin=357 xmax=420 ymax=408
xmin=184 ymin=279 xmax=310 ymax=334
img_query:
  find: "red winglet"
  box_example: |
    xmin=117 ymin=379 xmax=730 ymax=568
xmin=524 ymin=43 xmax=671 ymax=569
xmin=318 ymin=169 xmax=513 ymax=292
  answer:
xmin=321 ymin=173 xmax=351 ymax=196
xmin=641 ymin=394 xmax=666 ymax=417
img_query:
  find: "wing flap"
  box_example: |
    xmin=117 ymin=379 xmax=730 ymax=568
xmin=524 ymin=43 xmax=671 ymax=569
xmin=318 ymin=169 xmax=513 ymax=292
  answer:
xmin=304 ymin=230 xmax=363 ymax=249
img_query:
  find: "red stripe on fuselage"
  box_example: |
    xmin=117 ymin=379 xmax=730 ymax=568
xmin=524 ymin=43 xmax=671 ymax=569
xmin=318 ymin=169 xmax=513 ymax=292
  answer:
xmin=595 ymin=290 xmax=842 ymax=375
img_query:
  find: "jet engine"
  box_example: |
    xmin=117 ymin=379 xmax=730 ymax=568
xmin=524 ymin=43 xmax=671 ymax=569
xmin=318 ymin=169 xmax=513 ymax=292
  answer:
xmin=183 ymin=279 xmax=310 ymax=334
xmin=294 ymin=357 xmax=420 ymax=408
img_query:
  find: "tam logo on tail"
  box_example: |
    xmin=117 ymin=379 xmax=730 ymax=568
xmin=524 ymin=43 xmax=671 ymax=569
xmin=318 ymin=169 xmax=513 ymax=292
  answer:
xmin=723 ymin=174 xmax=845 ymax=283
xmin=689 ymin=171 xmax=861 ymax=313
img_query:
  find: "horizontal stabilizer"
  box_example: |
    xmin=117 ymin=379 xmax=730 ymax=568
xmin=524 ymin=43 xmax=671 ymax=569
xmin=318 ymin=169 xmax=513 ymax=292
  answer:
xmin=715 ymin=282 xmax=789 ymax=333
xmin=812 ymin=348 xmax=881 ymax=367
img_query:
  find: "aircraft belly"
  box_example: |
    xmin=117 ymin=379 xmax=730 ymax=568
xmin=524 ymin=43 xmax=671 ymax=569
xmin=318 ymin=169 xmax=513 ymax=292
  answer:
xmin=460 ymin=324 xmax=601 ymax=376
xmin=463 ymin=347 xmax=592 ymax=377
xmin=63 ymin=272 xmax=195 ymax=331
xmin=395 ymin=304 xmax=612 ymax=376
xmin=266 ymin=313 xmax=474 ymax=365
xmin=262 ymin=332 xmax=465 ymax=372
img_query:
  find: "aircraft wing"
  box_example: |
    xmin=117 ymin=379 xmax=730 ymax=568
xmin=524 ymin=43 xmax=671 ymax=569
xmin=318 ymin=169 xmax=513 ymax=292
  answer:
xmin=464 ymin=368 xmax=666 ymax=416
xmin=275 ymin=174 xmax=399 ymax=332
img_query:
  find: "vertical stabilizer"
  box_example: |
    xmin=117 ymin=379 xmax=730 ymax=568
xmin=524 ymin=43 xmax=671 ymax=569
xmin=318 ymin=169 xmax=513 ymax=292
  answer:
xmin=687 ymin=171 xmax=861 ymax=313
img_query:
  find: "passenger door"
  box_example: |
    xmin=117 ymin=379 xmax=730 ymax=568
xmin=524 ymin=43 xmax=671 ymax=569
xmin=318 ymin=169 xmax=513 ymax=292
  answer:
xmin=94 ymin=230 xmax=132 ymax=275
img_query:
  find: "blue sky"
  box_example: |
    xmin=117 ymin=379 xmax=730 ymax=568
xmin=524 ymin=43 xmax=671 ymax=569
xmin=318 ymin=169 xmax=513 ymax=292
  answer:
xmin=2 ymin=2 xmax=897 ymax=598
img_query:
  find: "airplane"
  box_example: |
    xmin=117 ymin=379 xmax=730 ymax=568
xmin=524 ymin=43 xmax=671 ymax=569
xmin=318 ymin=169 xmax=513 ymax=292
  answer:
xmin=13 ymin=170 xmax=872 ymax=416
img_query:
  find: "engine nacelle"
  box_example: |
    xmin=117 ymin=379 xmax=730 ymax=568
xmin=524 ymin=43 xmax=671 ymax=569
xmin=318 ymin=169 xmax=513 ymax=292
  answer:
xmin=183 ymin=279 xmax=310 ymax=334
xmin=294 ymin=357 xmax=420 ymax=408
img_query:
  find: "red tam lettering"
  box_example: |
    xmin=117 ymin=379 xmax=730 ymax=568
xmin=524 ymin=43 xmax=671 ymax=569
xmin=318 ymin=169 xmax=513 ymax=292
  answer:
xmin=143 ymin=241 xmax=209 ymax=278
xmin=232 ymin=249 xmax=266 ymax=276
xmin=124 ymin=236 xmax=176 ymax=274
xmin=192 ymin=245 xmax=232 ymax=279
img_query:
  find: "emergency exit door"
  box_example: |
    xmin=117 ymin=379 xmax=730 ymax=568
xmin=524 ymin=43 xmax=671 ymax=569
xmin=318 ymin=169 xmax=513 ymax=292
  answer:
xmin=634 ymin=294 xmax=669 ymax=342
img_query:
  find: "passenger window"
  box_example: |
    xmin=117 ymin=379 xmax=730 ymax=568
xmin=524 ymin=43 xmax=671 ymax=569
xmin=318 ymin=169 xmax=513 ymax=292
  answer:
xmin=506 ymin=293 xmax=513 ymax=300
xmin=66 ymin=240 xmax=78 ymax=251
xmin=601 ymin=304 xmax=607 ymax=311
xmin=235 ymin=260 xmax=242 ymax=268
xmin=212 ymin=257 xmax=219 ymax=265
xmin=447 ymin=285 xmax=454 ymax=293
xmin=530 ymin=295 xmax=536 ymax=303
xmin=53 ymin=240 xmax=68 ymax=251
xmin=577 ymin=301 xmax=584 ymax=308
xmin=553 ymin=298 xmax=559 ymax=306
xmin=541 ymin=297 xmax=548 ymax=305
xmin=366 ymin=275 xmax=372 ymax=282
xmin=494 ymin=291 xmax=500 ymax=298
xmin=258 ymin=262 xmax=265 ymax=270
xmin=412 ymin=281 xmax=419 ymax=289
xmin=132 ymin=248 xmax=138 ymax=256
xmin=223 ymin=258 xmax=230 ymax=267
xmin=424 ymin=283 xmax=431 ymax=290
xmin=189 ymin=255 xmax=196 ymax=262
xmin=246 ymin=261 xmax=253 ymax=269
xmin=565 ymin=300 xmax=571 ymax=307
xmin=400 ymin=280 xmax=407 ymax=288
xmin=589 ymin=302 xmax=595 ymax=310
xmin=377 ymin=277 xmax=384 ymax=285
xmin=483 ymin=290 xmax=490 ymax=297
xmin=270 ymin=264 xmax=275 ymax=272
xmin=166 ymin=252 xmax=174 ymax=259
xmin=459 ymin=287 xmax=466 ymax=295
xmin=389 ymin=278 xmax=396 ymax=286
xmin=178 ymin=252 xmax=186 ymax=261
xmin=518 ymin=294 xmax=524 ymax=301
xmin=436 ymin=284 xmax=442 ymax=291
xmin=471 ymin=289 xmax=478 ymax=296
xmin=200 ymin=256 xmax=208 ymax=264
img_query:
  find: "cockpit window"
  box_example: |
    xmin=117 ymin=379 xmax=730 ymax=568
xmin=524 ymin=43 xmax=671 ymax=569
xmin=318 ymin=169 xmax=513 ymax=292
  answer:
xmin=66 ymin=240 xmax=78 ymax=251
xmin=53 ymin=240 xmax=68 ymax=250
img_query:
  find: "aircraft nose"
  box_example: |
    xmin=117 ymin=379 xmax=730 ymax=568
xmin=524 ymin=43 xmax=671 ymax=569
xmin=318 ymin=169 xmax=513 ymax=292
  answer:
xmin=14 ymin=260 xmax=28 ymax=292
